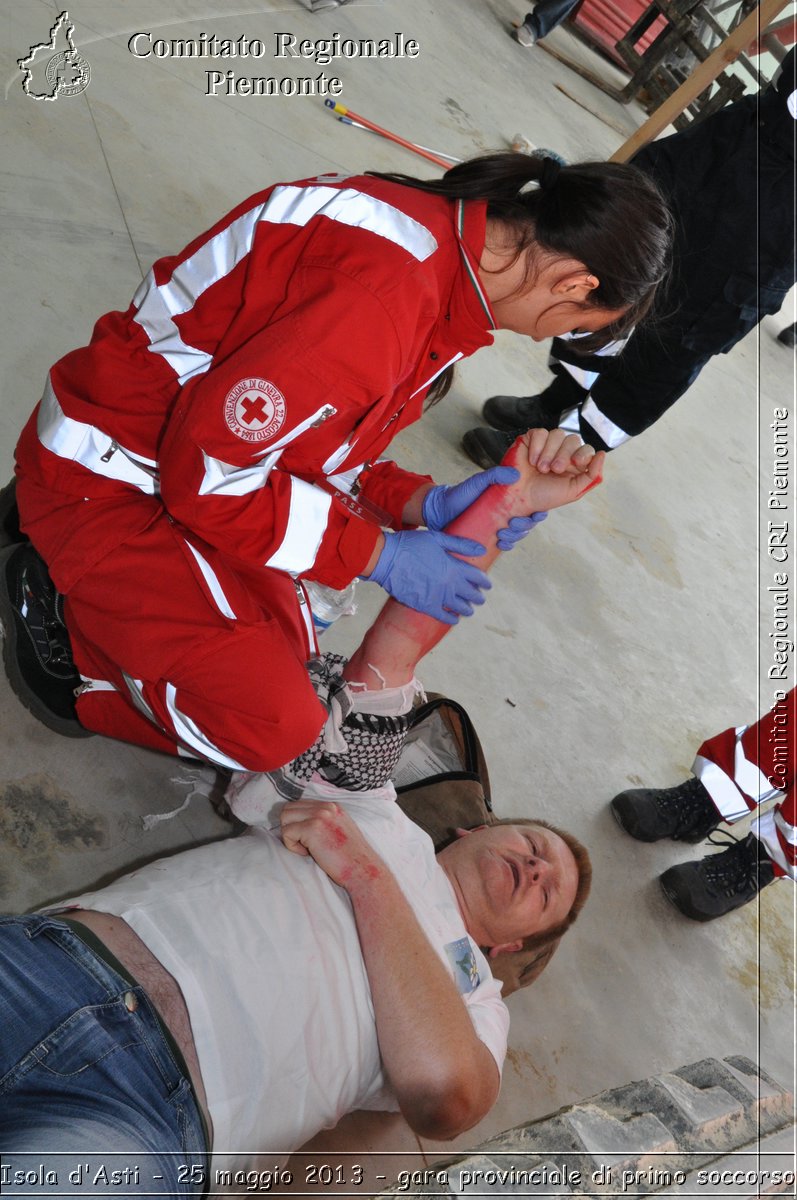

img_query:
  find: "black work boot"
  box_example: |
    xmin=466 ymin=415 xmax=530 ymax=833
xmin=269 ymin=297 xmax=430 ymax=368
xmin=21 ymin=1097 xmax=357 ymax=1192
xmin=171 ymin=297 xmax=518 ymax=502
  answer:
xmin=610 ymin=776 xmax=720 ymax=843
xmin=0 ymin=479 xmax=24 ymax=548
xmin=660 ymin=833 xmax=776 ymax=921
xmin=461 ymin=427 xmax=518 ymax=469
xmin=0 ymin=543 xmax=93 ymax=738
xmin=776 ymin=322 xmax=796 ymax=349
xmin=482 ymin=393 xmax=563 ymax=433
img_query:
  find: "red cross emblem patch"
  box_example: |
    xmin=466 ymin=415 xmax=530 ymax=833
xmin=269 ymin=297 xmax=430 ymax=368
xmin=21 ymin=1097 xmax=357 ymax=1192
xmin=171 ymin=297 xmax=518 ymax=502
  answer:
xmin=224 ymin=378 xmax=286 ymax=443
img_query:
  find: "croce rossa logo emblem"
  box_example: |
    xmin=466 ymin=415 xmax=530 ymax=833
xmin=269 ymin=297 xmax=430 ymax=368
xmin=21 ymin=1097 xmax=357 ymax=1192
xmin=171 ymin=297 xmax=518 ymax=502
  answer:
xmin=18 ymin=11 xmax=91 ymax=100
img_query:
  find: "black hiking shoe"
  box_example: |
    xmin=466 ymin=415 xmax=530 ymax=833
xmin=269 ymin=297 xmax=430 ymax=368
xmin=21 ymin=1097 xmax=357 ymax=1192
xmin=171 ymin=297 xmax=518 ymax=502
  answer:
xmin=461 ymin=427 xmax=519 ymax=469
xmin=776 ymin=322 xmax=796 ymax=349
xmin=660 ymin=832 xmax=776 ymax=921
xmin=610 ymin=776 xmax=720 ymax=843
xmin=0 ymin=543 xmax=93 ymax=738
xmin=0 ymin=479 xmax=25 ymax=548
xmin=482 ymin=394 xmax=563 ymax=433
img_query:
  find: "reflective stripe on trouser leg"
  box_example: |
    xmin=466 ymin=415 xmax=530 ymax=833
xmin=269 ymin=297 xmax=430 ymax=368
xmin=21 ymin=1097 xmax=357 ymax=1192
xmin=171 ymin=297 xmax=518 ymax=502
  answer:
xmin=693 ymin=720 xmax=787 ymax=824
xmin=751 ymin=786 xmax=797 ymax=880
xmin=62 ymin=516 xmax=325 ymax=772
xmin=578 ymin=397 xmax=632 ymax=449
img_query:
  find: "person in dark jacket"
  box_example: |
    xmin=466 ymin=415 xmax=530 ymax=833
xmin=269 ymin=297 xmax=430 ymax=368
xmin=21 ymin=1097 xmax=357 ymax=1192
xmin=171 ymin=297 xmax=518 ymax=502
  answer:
xmin=463 ymin=48 xmax=797 ymax=464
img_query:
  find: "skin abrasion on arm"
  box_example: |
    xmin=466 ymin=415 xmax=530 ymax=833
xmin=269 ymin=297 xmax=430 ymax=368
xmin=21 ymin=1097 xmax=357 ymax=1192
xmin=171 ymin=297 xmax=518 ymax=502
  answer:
xmin=345 ymin=431 xmax=604 ymax=690
xmin=279 ymin=798 xmax=502 ymax=1139
xmin=347 ymin=851 xmax=500 ymax=1138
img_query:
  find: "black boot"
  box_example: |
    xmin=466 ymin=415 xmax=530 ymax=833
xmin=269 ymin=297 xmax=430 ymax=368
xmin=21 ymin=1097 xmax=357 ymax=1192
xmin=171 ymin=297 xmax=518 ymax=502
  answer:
xmin=0 ymin=479 xmax=25 ymax=548
xmin=660 ymin=833 xmax=776 ymax=921
xmin=0 ymin=543 xmax=93 ymax=738
xmin=776 ymin=322 xmax=796 ymax=349
xmin=461 ymin=427 xmax=518 ymax=469
xmin=482 ymin=371 xmax=583 ymax=433
xmin=481 ymin=393 xmax=563 ymax=433
xmin=610 ymin=776 xmax=720 ymax=843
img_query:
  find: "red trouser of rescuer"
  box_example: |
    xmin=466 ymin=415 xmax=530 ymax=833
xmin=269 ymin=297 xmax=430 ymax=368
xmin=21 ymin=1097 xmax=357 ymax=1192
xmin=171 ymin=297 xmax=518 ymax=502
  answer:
xmin=693 ymin=688 xmax=797 ymax=881
xmin=17 ymin=475 xmax=325 ymax=773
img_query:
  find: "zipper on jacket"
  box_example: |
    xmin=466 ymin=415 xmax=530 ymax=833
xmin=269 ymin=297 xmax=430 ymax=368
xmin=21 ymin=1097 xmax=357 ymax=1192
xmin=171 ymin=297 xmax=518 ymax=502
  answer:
xmin=293 ymin=578 xmax=318 ymax=656
xmin=310 ymin=405 xmax=336 ymax=428
xmin=74 ymin=677 xmax=117 ymax=697
xmin=100 ymin=439 xmax=159 ymax=482
xmin=266 ymin=404 xmax=338 ymax=454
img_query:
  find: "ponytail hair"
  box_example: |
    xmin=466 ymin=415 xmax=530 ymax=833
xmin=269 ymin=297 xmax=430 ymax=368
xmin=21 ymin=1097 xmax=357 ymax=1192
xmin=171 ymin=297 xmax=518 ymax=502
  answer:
xmin=369 ymin=152 xmax=673 ymax=353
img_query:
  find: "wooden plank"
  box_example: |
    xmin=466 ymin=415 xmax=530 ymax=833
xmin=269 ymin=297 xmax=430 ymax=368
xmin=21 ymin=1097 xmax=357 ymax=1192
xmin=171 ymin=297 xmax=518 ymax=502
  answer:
xmin=609 ymin=0 xmax=791 ymax=160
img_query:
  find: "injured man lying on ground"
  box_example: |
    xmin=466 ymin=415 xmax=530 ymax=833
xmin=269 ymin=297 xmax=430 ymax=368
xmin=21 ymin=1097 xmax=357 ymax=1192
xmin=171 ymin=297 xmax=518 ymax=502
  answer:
xmin=0 ymin=740 xmax=590 ymax=1186
xmin=0 ymin=433 xmax=599 ymax=1186
xmin=0 ymin=648 xmax=585 ymax=1180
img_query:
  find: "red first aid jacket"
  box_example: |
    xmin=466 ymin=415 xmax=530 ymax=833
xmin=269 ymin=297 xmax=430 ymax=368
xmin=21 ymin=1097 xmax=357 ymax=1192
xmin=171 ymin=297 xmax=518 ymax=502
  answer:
xmin=16 ymin=172 xmax=497 ymax=591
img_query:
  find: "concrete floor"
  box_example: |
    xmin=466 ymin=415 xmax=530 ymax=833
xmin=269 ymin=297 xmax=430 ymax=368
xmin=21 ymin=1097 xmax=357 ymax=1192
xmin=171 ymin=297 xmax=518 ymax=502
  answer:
xmin=1 ymin=0 xmax=794 ymax=1188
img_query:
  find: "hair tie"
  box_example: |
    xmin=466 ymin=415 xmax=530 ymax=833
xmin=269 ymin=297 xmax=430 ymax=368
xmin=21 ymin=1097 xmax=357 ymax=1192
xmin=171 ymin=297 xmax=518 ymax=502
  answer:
xmin=539 ymin=156 xmax=561 ymax=190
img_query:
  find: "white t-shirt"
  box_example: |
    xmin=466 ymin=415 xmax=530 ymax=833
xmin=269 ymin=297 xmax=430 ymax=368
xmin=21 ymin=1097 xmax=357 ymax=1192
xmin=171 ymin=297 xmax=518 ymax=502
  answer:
xmin=63 ymin=784 xmax=509 ymax=1169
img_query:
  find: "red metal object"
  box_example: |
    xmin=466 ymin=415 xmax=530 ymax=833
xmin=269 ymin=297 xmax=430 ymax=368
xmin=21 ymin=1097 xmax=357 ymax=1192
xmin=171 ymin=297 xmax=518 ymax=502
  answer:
xmin=747 ymin=15 xmax=796 ymax=53
xmin=570 ymin=0 xmax=668 ymax=67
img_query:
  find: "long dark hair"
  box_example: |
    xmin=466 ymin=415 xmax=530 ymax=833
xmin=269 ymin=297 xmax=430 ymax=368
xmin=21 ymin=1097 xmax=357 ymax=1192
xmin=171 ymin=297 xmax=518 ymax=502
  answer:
xmin=370 ymin=152 xmax=672 ymax=401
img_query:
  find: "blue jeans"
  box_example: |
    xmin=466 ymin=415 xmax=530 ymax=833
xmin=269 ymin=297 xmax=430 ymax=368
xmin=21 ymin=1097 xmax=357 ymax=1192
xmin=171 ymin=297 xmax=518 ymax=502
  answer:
xmin=0 ymin=915 xmax=209 ymax=1195
xmin=525 ymin=0 xmax=580 ymax=40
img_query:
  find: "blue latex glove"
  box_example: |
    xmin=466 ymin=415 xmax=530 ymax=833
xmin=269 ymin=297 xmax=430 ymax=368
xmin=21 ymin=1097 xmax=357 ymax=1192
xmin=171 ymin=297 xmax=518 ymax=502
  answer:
xmin=422 ymin=466 xmax=521 ymax=530
xmin=496 ymin=510 xmax=548 ymax=550
xmin=423 ymin=467 xmax=547 ymax=553
xmin=366 ymin=529 xmax=491 ymax=625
